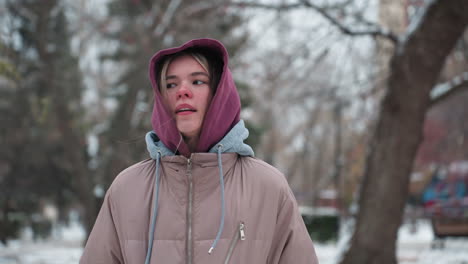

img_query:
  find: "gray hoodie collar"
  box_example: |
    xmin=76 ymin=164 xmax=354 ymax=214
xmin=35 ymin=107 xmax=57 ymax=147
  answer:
xmin=145 ymin=120 xmax=254 ymax=159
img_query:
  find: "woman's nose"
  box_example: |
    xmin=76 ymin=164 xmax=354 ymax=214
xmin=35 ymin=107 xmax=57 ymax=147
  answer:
xmin=176 ymin=82 xmax=193 ymax=99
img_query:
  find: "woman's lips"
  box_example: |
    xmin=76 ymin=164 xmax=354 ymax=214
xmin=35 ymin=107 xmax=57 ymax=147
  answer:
xmin=175 ymin=104 xmax=196 ymax=115
xmin=177 ymin=110 xmax=195 ymax=115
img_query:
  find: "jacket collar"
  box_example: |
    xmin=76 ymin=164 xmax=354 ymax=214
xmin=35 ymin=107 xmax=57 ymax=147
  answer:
xmin=145 ymin=120 xmax=254 ymax=160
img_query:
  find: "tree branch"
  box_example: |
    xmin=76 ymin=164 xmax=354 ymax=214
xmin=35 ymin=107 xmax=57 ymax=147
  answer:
xmin=300 ymin=0 xmax=398 ymax=43
xmin=153 ymin=0 xmax=183 ymax=36
xmin=430 ymin=72 xmax=468 ymax=107
xmin=231 ymin=2 xmax=302 ymax=10
xmin=231 ymin=0 xmax=398 ymax=43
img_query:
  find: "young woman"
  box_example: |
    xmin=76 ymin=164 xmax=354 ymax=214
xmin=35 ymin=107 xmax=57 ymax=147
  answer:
xmin=80 ymin=38 xmax=318 ymax=264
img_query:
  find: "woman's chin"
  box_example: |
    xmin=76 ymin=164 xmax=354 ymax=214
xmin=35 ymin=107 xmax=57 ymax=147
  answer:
xmin=177 ymin=125 xmax=200 ymax=140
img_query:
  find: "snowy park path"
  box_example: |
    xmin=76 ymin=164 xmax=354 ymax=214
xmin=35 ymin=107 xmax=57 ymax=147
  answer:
xmin=0 ymin=240 xmax=82 ymax=264
xmin=315 ymin=220 xmax=468 ymax=264
xmin=396 ymin=221 xmax=468 ymax=264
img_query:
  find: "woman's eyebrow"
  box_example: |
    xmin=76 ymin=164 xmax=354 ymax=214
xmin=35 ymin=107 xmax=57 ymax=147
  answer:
xmin=191 ymin=72 xmax=209 ymax=77
xmin=166 ymin=72 xmax=208 ymax=80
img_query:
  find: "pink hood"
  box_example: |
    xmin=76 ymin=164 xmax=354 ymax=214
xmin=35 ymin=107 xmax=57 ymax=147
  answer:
xmin=149 ymin=38 xmax=241 ymax=156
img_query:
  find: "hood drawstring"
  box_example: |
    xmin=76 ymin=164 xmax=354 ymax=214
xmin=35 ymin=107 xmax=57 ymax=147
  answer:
xmin=143 ymin=143 xmax=227 ymax=258
xmin=145 ymin=151 xmax=162 ymax=264
xmin=208 ymin=144 xmax=226 ymax=254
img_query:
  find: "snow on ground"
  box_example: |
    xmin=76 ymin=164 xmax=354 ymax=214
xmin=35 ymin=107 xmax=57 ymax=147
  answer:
xmin=315 ymin=219 xmax=468 ymax=264
xmin=0 ymin=221 xmax=85 ymax=264
xmin=1 ymin=219 xmax=467 ymax=264
xmin=397 ymin=220 xmax=468 ymax=264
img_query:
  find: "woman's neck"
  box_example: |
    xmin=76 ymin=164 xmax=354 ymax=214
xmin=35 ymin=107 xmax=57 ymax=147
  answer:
xmin=184 ymin=135 xmax=199 ymax=156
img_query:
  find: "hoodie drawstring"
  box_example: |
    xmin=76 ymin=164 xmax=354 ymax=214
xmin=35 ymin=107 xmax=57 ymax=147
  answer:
xmin=145 ymin=151 xmax=161 ymax=264
xmin=143 ymin=146 xmax=226 ymax=258
xmin=208 ymin=144 xmax=225 ymax=254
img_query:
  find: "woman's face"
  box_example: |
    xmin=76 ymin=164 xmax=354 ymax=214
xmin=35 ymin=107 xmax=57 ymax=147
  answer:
xmin=163 ymin=55 xmax=213 ymax=140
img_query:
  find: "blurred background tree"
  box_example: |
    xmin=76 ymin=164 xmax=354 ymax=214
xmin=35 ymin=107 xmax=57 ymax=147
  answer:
xmin=0 ymin=0 xmax=93 ymax=242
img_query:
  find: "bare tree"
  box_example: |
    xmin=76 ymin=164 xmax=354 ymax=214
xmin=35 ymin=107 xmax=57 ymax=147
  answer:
xmin=236 ymin=0 xmax=468 ymax=262
xmin=341 ymin=1 xmax=468 ymax=263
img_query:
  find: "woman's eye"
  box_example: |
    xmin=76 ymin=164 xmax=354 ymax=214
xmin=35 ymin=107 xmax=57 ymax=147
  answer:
xmin=193 ymin=80 xmax=206 ymax=85
xmin=166 ymin=83 xmax=176 ymax=89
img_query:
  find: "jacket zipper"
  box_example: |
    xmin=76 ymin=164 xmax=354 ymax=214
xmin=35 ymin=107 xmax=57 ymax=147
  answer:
xmin=224 ymin=222 xmax=246 ymax=264
xmin=186 ymin=157 xmax=193 ymax=264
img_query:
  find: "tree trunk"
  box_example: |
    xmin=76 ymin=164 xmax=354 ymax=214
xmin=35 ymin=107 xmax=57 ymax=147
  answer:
xmin=332 ymin=100 xmax=344 ymax=215
xmin=340 ymin=1 xmax=468 ymax=264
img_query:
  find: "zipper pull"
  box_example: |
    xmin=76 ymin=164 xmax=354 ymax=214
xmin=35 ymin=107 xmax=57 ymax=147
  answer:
xmin=187 ymin=158 xmax=192 ymax=173
xmin=239 ymin=222 xmax=246 ymax=241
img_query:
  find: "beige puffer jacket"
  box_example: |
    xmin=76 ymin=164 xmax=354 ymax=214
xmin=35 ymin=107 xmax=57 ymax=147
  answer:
xmin=80 ymin=122 xmax=318 ymax=264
